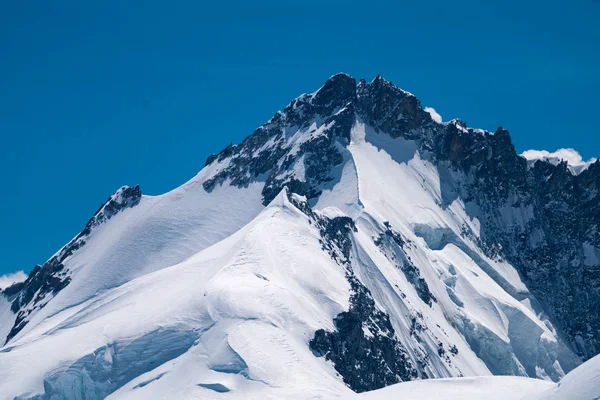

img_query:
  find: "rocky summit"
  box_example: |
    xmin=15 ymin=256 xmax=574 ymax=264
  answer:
xmin=0 ymin=74 xmax=598 ymax=399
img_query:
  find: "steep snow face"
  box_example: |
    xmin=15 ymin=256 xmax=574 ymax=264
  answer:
xmin=0 ymin=73 xmax=598 ymax=399
xmin=317 ymin=120 xmax=577 ymax=382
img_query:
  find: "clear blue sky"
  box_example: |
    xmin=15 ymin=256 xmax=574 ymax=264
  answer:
xmin=1 ymin=1 xmax=598 ymax=278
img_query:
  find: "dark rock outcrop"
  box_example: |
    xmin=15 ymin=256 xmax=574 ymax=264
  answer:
xmin=356 ymin=75 xmax=433 ymax=138
xmin=310 ymin=273 xmax=418 ymax=393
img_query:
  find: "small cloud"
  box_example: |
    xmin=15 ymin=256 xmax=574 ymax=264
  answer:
xmin=424 ymin=107 xmax=442 ymax=124
xmin=522 ymin=148 xmax=583 ymax=166
xmin=521 ymin=149 xmax=552 ymax=161
xmin=0 ymin=270 xmax=27 ymax=290
xmin=521 ymin=148 xmax=597 ymax=174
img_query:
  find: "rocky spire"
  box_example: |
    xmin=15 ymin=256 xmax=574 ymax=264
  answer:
xmin=356 ymin=74 xmax=432 ymax=138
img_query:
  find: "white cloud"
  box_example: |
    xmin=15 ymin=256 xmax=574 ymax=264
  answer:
xmin=521 ymin=148 xmax=597 ymax=174
xmin=424 ymin=107 xmax=442 ymax=124
xmin=522 ymin=148 xmax=579 ymax=165
xmin=0 ymin=270 xmax=27 ymax=290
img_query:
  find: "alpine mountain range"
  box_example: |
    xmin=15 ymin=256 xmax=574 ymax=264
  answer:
xmin=1 ymin=73 xmax=599 ymax=400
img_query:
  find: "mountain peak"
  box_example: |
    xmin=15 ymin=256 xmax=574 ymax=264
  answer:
xmin=325 ymin=72 xmax=355 ymax=83
xmin=203 ymin=73 xmax=436 ymax=205
xmin=371 ymin=74 xmax=391 ymax=86
xmin=356 ymin=75 xmax=430 ymax=138
xmin=311 ymin=73 xmax=357 ymax=111
xmin=292 ymin=72 xmax=430 ymax=139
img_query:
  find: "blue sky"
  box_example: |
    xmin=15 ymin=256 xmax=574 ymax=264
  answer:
xmin=1 ymin=1 xmax=599 ymax=279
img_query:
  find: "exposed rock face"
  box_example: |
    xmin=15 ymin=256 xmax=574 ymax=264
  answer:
xmin=356 ymin=76 xmax=433 ymax=138
xmin=2 ymin=185 xmax=142 ymax=344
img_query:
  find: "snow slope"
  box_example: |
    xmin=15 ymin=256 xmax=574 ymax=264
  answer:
xmin=1 ymin=191 xmax=354 ymax=399
xmin=359 ymin=376 xmax=554 ymax=400
xmin=533 ymin=354 xmax=600 ymax=400
xmin=0 ymin=74 xmax=597 ymax=399
xmin=359 ymin=353 xmax=600 ymax=400
xmin=1 ymin=162 xmax=266 ymax=345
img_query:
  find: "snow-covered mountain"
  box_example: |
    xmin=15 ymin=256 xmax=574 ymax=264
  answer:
xmin=1 ymin=73 xmax=598 ymax=399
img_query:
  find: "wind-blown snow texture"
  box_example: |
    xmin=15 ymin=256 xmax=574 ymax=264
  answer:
xmin=1 ymin=73 xmax=598 ymax=399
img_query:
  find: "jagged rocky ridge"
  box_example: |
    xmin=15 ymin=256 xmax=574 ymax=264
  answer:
xmin=1 ymin=185 xmax=142 ymax=344
xmin=203 ymin=73 xmax=357 ymax=206
xmin=203 ymin=75 xmax=439 ymax=206
xmin=432 ymin=122 xmax=600 ymax=360
xmin=203 ymin=75 xmax=439 ymax=205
